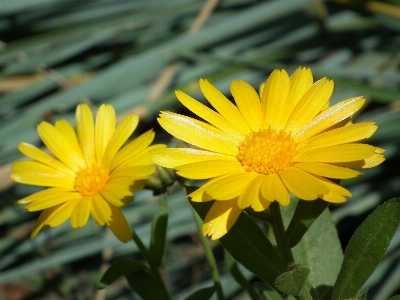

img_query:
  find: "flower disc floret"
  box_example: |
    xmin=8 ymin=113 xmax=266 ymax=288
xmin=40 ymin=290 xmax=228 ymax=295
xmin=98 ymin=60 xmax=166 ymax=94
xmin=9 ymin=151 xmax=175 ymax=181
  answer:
xmin=74 ymin=165 xmax=109 ymax=197
xmin=237 ymin=127 xmax=297 ymax=175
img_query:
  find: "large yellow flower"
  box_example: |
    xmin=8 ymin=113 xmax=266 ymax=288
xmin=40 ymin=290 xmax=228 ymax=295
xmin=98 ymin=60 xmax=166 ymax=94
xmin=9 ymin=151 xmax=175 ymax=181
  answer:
xmin=151 ymin=67 xmax=385 ymax=240
xmin=11 ymin=104 xmax=164 ymax=242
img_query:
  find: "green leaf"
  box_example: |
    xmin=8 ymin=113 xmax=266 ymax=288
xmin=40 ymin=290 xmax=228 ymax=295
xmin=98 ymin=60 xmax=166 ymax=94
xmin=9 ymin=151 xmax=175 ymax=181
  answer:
xmin=98 ymin=259 xmax=148 ymax=289
xmin=245 ymin=208 xmax=273 ymax=223
xmin=149 ymin=194 xmax=169 ymax=268
xmin=292 ymin=206 xmax=343 ymax=299
xmin=126 ymin=269 xmax=169 ymax=300
xmin=388 ymin=296 xmax=400 ymax=300
xmin=274 ymin=265 xmax=310 ymax=296
xmin=186 ymin=186 xmax=285 ymax=287
xmin=183 ymin=286 xmax=215 ymax=300
xmin=286 ymin=199 xmax=330 ymax=248
xmin=332 ymin=198 xmax=400 ymax=300
xmin=254 ymin=282 xmax=284 ymax=300
xmin=225 ymin=251 xmax=259 ymax=300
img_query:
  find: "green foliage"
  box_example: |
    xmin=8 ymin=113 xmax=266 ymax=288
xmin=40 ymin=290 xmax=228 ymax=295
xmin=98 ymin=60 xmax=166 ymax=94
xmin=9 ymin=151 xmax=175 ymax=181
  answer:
xmin=332 ymin=198 xmax=400 ymax=300
xmin=99 ymin=259 xmax=149 ymax=289
xmin=126 ymin=269 xmax=169 ymax=300
xmin=292 ymin=205 xmax=344 ymax=299
xmin=225 ymin=251 xmax=259 ymax=300
xmin=149 ymin=194 xmax=169 ymax=268
xmin=275 ymin=265 xmax=310 ymax=297
xmin=286 ymin=199 xmax=330 ymax=248
xmin=183 ymin=285 xmax=215 ymax=300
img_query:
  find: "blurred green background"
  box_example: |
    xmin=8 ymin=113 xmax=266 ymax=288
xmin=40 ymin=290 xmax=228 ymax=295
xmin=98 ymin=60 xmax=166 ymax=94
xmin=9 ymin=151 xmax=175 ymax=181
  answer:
xmin=1 ymin=0 xmax=400 ymax=299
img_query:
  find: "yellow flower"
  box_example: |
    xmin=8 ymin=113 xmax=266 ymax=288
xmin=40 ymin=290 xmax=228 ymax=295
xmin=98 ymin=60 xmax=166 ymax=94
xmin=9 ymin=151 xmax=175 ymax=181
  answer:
xmin=151 ymin=67 xmax=385 ymax=240
xmin=11 ymin=104 xmax=165 ymax=242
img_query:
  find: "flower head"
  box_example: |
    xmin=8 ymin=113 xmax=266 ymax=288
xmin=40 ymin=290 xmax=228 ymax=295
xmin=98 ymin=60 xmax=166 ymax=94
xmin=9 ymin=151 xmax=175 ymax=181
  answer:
xmin=11 ymin=104 xmax=165 ymax=242
xmin=151 ymin=67 xmax=385 ymax=240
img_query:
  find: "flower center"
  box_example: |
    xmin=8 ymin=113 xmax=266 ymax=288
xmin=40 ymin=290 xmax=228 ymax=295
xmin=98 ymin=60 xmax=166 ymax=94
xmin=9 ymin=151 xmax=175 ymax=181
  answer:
xmin=74 ymin=165 xmax=109 ymax=197
xmin=237 ymin=127 xmax=297 ymax=175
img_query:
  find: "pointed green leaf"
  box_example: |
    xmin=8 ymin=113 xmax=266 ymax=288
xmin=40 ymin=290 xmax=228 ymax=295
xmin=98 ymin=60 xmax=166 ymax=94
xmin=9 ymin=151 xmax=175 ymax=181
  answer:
xmin=126 ymin=269 xmax=169 ymax=300
xmin=186 ymin=186 xmax=285 ymax=287
xmin=254 ymin=283 xmax=284 ymax=300
xmin=245 ymin=208 xmax=273 ymax=223
xmin=225 ymin=251 xmax=259 ymax=300
xmin=292 ymin=205 xmax=343 ymax=299
xmin=286 ymin=199 xmax=330 ymax=248
xmin=149 ymin=194 xmax=169 ymax=268
xmin=332 ymin=198 xmax=400 ymax=300
xmin=98 ymin=259 xmax=148 ymax=289
xmin=183 ymin=286 xmax=215 ymax=300
xmin=275 ymin=265 xmax=310 ymax=296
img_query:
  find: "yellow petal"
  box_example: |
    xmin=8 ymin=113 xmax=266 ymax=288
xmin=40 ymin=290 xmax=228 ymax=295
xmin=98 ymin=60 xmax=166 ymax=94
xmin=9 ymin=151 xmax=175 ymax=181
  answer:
xmin=313 ymin=176 xmax=351 ymax=203
xmin=17 ymin=142 xmax=75 ymax=176
xmin=100 ymin=181 xmax=134 ymax=207
xmin=295 ymin=144 xmax=377 ymax=163
xmin=285 ymin=78 xmax=334 ymax=135
xmin=158 ymin=111 xmax=238 ymax=156
xmin=361 ymin=153 xmax=385 ymax=168
xmin=206 ymin=172 xmax=257 ymax=200
xmin=176 ymin=90 xmax=244 ymax=143
xmin=17 ymin=187 xmax=73 ymax=204
xmin=188 ymin=180 xmax=214 ymax=202
xmin=261 ymin=69 xmax=290 ymax=129
xmin=261 ymin=173 xmax=290 ymax=206
xmin=103 ymin=113 xmax=139 ymax=168
xmin=230 ymin=80 xmax=262 ymax=131
xmin=297 ymin=122 xmax=377 ymax=152
xmin=151 ymin=148 xmax=236 ymax=169
xmin=333 ymin=153 xmax=385 ymax=169
xmin=30 ymin=206 xmax=59 ymax=239
xmin=293 ymin=162 xmax=362 ymax=179
xmin=70 ymin=197 xmax=91 ymax=228
xmin=237 ymin=175 xmax=264 ymax=210
xmin=11 ymin=161 xmax=74 ymax=188
xmin=294 ymin=96 xmax=365 ymax=144
xmin=286 ymin=67 xmax=314 ymax=113
xmin=106 ymin=176 xmax=146 ymax=192
xmin=251 ymin=194 xmax=271 ymax=212
xmin=110 ymin=129 xmax=155 ymax=170
xmin=199 ymin=79 xmax=251 ymax=136
xmin=55 ymin=119 xmax=84 ymax=165
xmin=176 ymin=160 xmax=244 ymax=180
xmin=91 ymin=194 xmax=112 ymax=226
xmin=119 ymin=144 xmax=166 ymax=168
xmin=95 ymin=104 xmax=116 ymax=165
xmin=26 ymin=191 xmax=82 ymax=211
xmin=38 ymin=122 xmax=85 ymax=171
xmin=107 ymin=204 xmax=132 ymax=242
xmin=202 ymin=199 xmax=242 ymax=240
xmin=76 ymin=104 xmax=96 ymax=166
xmin=46 ymin=198 xmax=80 ymax=227
xmin=110 ymin=165 xmax=155 ymax=179
xmin=279 ymin=167 xmax=329 ymax=200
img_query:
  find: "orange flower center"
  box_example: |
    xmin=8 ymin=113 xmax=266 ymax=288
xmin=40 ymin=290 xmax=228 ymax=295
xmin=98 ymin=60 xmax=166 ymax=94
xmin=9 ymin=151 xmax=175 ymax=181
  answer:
xmin=237 ymin=127 xmax=297 ymax=175
xmin=74 ymin=165 xmax=109 ymax=197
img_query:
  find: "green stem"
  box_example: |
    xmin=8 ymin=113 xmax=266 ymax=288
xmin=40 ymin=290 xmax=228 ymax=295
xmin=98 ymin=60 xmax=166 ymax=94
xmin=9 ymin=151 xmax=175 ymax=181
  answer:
xmin=269 ymin=202 xmax=295 ymax=270
xmin=191 ymin=207 xmax=225 ymax=300
xmin=131 ymin=228 xmax=171 ymax=300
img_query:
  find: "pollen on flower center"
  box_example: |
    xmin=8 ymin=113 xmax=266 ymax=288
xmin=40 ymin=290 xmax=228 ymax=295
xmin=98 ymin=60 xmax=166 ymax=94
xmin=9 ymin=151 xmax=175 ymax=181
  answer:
xmin=74 ymin=165 xmax=109 ymax=197
xmin=237 ymin=127 xmax=297 ymax=175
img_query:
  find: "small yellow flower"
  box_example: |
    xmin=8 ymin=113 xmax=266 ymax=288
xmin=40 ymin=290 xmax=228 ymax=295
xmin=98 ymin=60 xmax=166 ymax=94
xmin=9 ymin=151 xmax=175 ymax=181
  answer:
xmin=11 ymin=104 xmax=165 ymax=242
xmin=151 ymin=67 xmax=385 ymax=240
